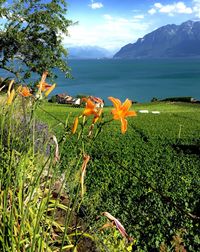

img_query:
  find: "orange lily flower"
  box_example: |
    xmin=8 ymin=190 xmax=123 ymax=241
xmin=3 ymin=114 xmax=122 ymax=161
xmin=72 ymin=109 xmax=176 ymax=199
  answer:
xmin=36 ymin=71 xmax=56 ymax=97
xmin=37 ymin=82 xmax=52 ymax=92
xmin=82 ymin=98 xmax=98 ymax=117
xmin=18 ymin=86 xmax=32 ymax=97
xmin=108 ymin=97 xmax=136 ymax=134
xmin=82 ymin=98 xmax=103 ymax=131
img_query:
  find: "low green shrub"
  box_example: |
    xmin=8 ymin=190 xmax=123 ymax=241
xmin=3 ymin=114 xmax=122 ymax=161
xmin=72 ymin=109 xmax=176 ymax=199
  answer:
xmin=162 ymin=96 xmax=193 ymax=102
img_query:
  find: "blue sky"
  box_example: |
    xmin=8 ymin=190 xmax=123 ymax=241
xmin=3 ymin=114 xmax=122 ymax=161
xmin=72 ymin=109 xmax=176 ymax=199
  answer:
xmin=63 ymin=0 xmax=200 ymax=51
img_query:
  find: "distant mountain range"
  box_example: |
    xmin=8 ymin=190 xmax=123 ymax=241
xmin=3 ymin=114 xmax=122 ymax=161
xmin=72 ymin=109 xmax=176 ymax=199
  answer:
xmin=67 ymin=46 xmax=113 ymax=59
xmin=114 ymin=20 xmax=200 ymax=59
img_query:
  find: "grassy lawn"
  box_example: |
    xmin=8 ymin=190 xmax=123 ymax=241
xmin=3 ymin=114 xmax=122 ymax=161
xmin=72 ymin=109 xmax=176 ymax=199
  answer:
xmin=36 ymin=101 xmax=200 ymax=137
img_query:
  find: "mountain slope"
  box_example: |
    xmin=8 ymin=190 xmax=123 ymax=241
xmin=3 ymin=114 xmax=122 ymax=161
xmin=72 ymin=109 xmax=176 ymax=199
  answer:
xmin=114 ymin=20 xmax=200 ymax=58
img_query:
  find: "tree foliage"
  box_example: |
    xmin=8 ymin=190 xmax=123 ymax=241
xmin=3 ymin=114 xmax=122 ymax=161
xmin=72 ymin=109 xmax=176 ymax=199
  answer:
xmin=0 ymin=0 xmax=72 ymax=81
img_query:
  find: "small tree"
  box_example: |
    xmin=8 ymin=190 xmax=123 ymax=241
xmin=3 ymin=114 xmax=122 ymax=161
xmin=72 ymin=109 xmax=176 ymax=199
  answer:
xmin=0 ymin=0 xmax=72 ymax=81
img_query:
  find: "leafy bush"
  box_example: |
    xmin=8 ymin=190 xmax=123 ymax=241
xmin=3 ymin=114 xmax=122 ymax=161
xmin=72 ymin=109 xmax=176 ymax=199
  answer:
xmin=162 ymin=97 xmax=193 ymax=102
xmin=48 ymin=95 xmax=57 ymax=103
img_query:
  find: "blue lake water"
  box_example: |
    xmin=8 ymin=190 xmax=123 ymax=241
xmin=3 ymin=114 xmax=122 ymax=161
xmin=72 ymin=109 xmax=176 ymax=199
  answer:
xmin=1 ymin=59 xmax=200 ymax=103
xmin=54 ymin=59 xmax=200 ymax=103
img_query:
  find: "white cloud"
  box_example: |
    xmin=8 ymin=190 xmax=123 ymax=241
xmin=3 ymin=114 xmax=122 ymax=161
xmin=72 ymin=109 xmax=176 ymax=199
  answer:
xmin=148 ymin=8 xmax=156 ymax=15
xmin=88 ymin=1 xmax=103 ymax=9
xmin=193 ymin=0 xmax=200 ymax=17
xmin=63 ymin=15 xmax=150 ymax=50
xmin=148 ymin=2 xmax=193 ymax=16
xmin=154 ymin=3 xmax=162 ymax=9
xmin=148 ymin=0 xmax=200 ymax=17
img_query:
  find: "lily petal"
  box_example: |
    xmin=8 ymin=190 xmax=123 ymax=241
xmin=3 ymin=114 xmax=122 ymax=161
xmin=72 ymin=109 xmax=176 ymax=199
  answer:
xmin=7 ymin=89 xmax=15 ymax=105
xmin=52 ymin=135 xmax=59 ymax=162
xmin=83 ymin=108 xmax=94 ymax=116
xmin=121 ymin=99 xmax=132 ymax=112
xmin=80 ymin=155 xmax=90 ymax=198
xmin=72 ymin=117 xmax=79 ymax=134
xmin=38 ymin=71 xmax=48 ymax=91
xmin=108 ymin=96 xmax=121 ymax=109
xmin=114 ymin=219 xmax=129 ymax=239
xmin=41 ymin=71 xmax=48 ymax=84
xmin=102 ymin=212 xmax=129 ymax=240
xmin=121 ymin=118 xmax=127 ymax=134
xmin=93 ymin=108 xmax=103 ymax=123
xmin=8 ymin=80 xmax=14 ymax=96
xmin=125 ymin=110 xmax=137 ymax=117
xmin=82 ymin=99 xmax=97 ymax=116
xmin=86 ymin=99 xmax=96 ymax=109
xmin=112 ymin=109 xmax=121 ymax=120
xmin=44 ymin=83 xmax=56 ymax=97
xmin=37 ymin=82 xmax=52 ymax=92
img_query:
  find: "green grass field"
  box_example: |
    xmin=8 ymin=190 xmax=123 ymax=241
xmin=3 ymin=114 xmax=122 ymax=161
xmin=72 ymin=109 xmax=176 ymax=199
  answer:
xmin=37 ymin=101 xmax=200 ymax=126
xmin=36 ymin=101 xmax=200 ymax=142
xmin=36 ymin=101 xmax=200 ymax=251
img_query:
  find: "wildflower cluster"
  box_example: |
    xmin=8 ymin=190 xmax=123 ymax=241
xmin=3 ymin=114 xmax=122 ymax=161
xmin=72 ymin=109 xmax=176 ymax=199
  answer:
xmin=37 ymin=71 xmax=56 ymax=98
xmin=72 ymin=96 xmax=136 ymax=135
xmin=6 ymin=71 xmax=56 ymax=105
